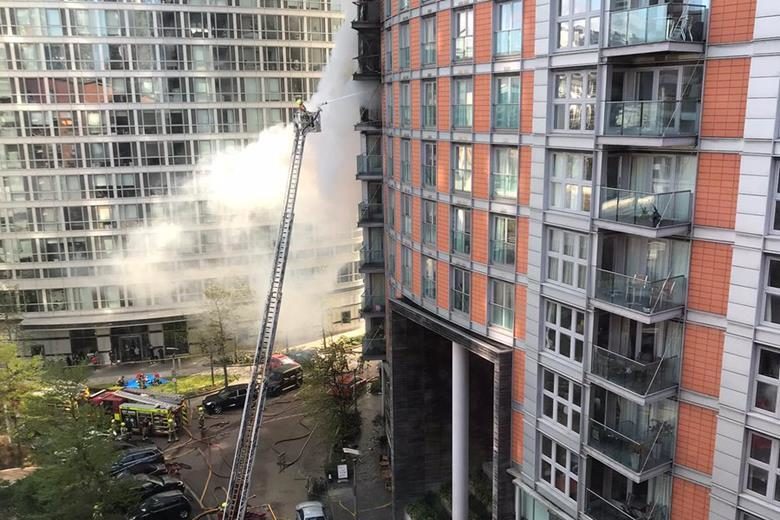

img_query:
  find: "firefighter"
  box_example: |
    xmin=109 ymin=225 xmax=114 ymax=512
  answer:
xmin=119 ymin=421 xmax=128 ymax=440
xmin=110 ymin=418 xmax=120 ymax=438
xmin=295 ymin=98 xmax=307 ymax=112
xmin=116 ymin=375 xmax=126 ymax=387
xmin=197 ymin=405 xmax=205 ymax=433
xmin=167 ymin=416 xmax=178 ymax=443
xmin=92 ymin=504 xmax=103 ymax=520
xmin=140 ymin=417 xmax=150 ymax=441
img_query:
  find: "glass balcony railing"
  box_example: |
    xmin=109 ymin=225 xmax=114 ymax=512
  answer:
xmin=422 ymin=106 xmax=436 ymax=128
xmin=451 ymin=231 xmax=470 ymax=255
xmin=362 ymin=292 xmax=385 ymax=314
xmin=400 ymin=107 xmax=410 ymax=128
xmin=422 ymin=165 xmax=436 ymax=187
xmin=490 ymin=241 xmax=515 ymax=267
xmin=495 ymin=29 xmax=521 ymax=56
xmin=454 ymin=36 xmax=473 ymax=60
xmin=358 ymin=202 xmax=383 ymax=223
xmin=591 ymin=346 xmax=679 ymax=397
xmin=594 ymin=270 xmax=686 ymax=316
xmin=356 ymin=154 xmax=383 ymax=176
xmin=604 ymin=100 xmax=699 ymax=137
xmin=423 ymin=223 xmax=436 ymax=244
xmin=589 ymin=419 xmax=674 ymax=474
xmin=360 ymin=247 xmax=384 ymax=266
xmin=586 ymin=489 xmax=668 ymax=520
xmin=362 ymin=333 xmax=386 ymax=358
xmin=421 ymin=42 xmax=436 ymax=65
xmin=399 ymin=47 xmax=410 ymax=69
xmin=493 ymin=104 xmax=519 ymax=129
xmin=453 ymin=168 xmax=472 ymax=193
xmin=452 ymin=105 xmax=473 ymax=128
xmin=599 ymin=187 xmax=692 ymax=230
xmin=492 ymin=173 xmax=517 ymax=200
xmin=608 ymin=3 xmax=707 ymax=48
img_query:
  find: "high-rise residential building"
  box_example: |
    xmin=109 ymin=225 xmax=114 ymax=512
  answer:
xmin=0 ymin=0 xmax=362 ymax=362
xmin=364 ymin=1 xmax=780 ymax=520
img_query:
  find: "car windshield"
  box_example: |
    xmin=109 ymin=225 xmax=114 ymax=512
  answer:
xmin=217 ymin=389 xmax=232 ymax=398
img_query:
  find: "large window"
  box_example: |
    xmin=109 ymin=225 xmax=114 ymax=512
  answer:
xmin=452 ymin=78 xmax=473 ymax=128
xmin=492 ymin=147 xmax=519 ymax=200
xmin=451 ymin=267 xmax=471 ymax=314
xmin=399 ymin=23 xmax=410 ymax=69
xmin=423 ymin=256 xmax=436 ymax=300
xmin=549 ymin=152 xmax=593 ymax=212
xmin=401 ymin=139 xmax=411 ymax=183
xmin=401 ymin=193 xmax=412 ymax=236
xmin=421 ymin=17 xmax=436 ymax=66
xmin=494 ymin=76 xmax=520 ymax=130
xmin=546 ymin=228 xmax=587 ymax=290
xmin=542 ymin=369 xmax=582 ymax=434
xmin=423 ymin=142 xmax=437 ymax=188
xmin=451 ymin=207 xmax=471 ymax=256
xmin=490 ymin=214 xmax=516 ymax=267
xmin=745 ymin=431 xmax=780 ymax=505
xmin=400 ymin=82 xmax=410 ymax=128
xmin=402 ymin=246 xmax=412 ymax=288
xmin=385 ymin=84 xmax=393 ymax=127
xmin=422 ymin=81 xmax=437 ymax=128
xmin=454 ymin=9 xmax=474 ymax=61
xmin=553 ymin=71 xmax=596 ymax=131
xmin=423 ymin=200 xmax=436 ymax=245
xmin=539 ymin=434 xmax=578 ymax=502
xmin=453 ymin=144 xmax=472 ymax=193
xmin=544 ymin=300 xmax=584 ymax=363
xmin=755 ymin=346 xmax=780 ymax=417
xmin=765 ymin=257 xmax=780 ymax=326
xmin=555 ymin=0 xmax=600 ymax=50
xmin=495 ymin=0 xmax=522 ymax=56
xmin=489 ymin=279 xmax=514 ymax=330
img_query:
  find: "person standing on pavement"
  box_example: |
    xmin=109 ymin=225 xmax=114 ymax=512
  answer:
xmin=167 ymin=416 xmax=178 ymax=443
xmin=140 ymin=417 xmax=150 ymax=441
xmin=119 ymin=421 xmax=128 ymax=440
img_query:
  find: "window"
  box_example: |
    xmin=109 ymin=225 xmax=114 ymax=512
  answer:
xmin=549 ymin=152 xmax=593 ymax=212
xmin=401 ymin=246 xmax=412 ymax=288
xmin=745 ymin=431 xmax=780 ymax=504
xmin=385 ymin=84 xmax=394 ymax=127
xmin=399 ymin=23 xmax=410 ymax=69
xmin=542 ymin=369 xmax=582 ymax=434
xmin=422 ymin=142 xmax=437 ymax=188
xmin=490 ymin=214 xmax=516 ymax=267
xmin=401 ymin=139 xmax=411 ymax=182
xmin=494 ymin=76 xmax=520 ymax=130
xmin=765 ymin=257 xmax=780 ymax=326
xmin=454 ymin=10 xmax=474 ymax=61
xmin=423 ymin=256 xmax=436 ymax=300
xmin=755 ymin=346 xmax=780 ymax=416
xmin=399 ymin=0 xmax=409 ymax=11
xmin=423 ymin=200 xmax=436 ymax=245
xmin=547 ymin=228 xmax=587 ymax=290
xmin=421 ymin=17 xmax=436 ymax=66
xmin=451 ymin=207 xmax=471 ymax=255
xmin=385 ymin=135 xmax=394 ymax=179
xmin=492 ymin=147 xmax=519 ymax=200
xmin=544 ymin=300 xmax=584 ymax=362
xmin=452 ymin=78 xmax=473 ymax=128
xmin=553 ymin=71 xmax=597 ymax=131
xmin=495 ymin=1 xmax=522 ymax=55
xmin=387 ymin=188 xmax=395 ymax=227
xmin=385 ymin=30 xmax=393 ymax=72
xmin=451 ymin=267 xmax=471 ymax=314
xmin=489 ymin=279 xmax=514 ymax=330
xmin=400 ymin=83 xmax=411 ymax=128
xmin=555 ymin=0 xmax=600 ymax=50
xmin=422 ymin=81 xmax=437 ymax=128
xmin=539 ymin=435 xmax=579 ymax=502
xmin=401 ymin=193 xmax=412 ymax=236
xmin=453 ymin=144 xmax=472 ymax=193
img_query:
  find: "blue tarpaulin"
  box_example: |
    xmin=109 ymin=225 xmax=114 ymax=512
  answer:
xmin=123 ymin=374 xmax=168 ymax=389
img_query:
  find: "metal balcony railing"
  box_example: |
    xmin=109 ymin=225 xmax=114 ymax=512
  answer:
xmin=493 ymin=104 xmax=519 ymax=129
xmin=591 ymin=346 xmax=679 ymax=397
xmin=586 ymin=489 xmax=668 ymax=520
xmin=594 ymin=270 xmax=686 ymax=316
xmin=452 ymin=105 xmax=473 ymax=128
xmin=608 ymin=3 xmax=707 ymax=48
xmin=362 ymin=292 xmax=385 ymax=314
xmin=360 ymin=247 xmax=384 ymax=266
xmin=453 ymin=168 xmax=472 ymax=193
xmin=358 ymin=202 xmax=383 ymax=224
xmin=491 ymin=172 xmax=517 ymax=200
xmin=599 ymin=187 xmax=692 ymax=230
xmin=589 ymin=419 xmax=674 ymax=474
xmin=356 ymin=155 xmax=383 ymax=176
xmin=604 ymin=100 xmax=699 ymax=137
xmin=422 ymin=106 xmax=436 ymax=128
xmin=362 ymin=332 xmax=386 ymax=358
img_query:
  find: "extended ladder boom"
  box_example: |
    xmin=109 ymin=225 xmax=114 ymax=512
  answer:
xmin=222 ymin=109 xmax=321 ymax=520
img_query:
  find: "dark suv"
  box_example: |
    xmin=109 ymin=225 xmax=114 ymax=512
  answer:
xmin=202 ymin=384 xmax=248 ymax=414
xmin=111 ymin=447 xmax=165 ymax=476
xmin=267 ymin=364 xmax=303 ymax=396
xmin=128 ymin=490 xmax=191 ymax=520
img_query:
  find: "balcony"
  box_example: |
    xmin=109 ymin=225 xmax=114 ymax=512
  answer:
xmin=601 ymin=100 xmax=699 ymax=147
xmin=352 ymin=0 xmax=381 ymax=29
xmin=362 ymin=329 xmax=385 ymax=360
xmin=605 ymin=3 xmax=707 ymax=58
xmin=585 ymin=488 xmax=668 ymax=520
xmin=361 ymin=292 xmax=386 ymax=316
xmin=356 ymin=155 xmax=383 ymax=180
xmin=596 ymin=187 xmax=692 ymax=238
xmin=588 ymin=419 xmax=674 ymax=480
xmin=586 ymin=460 xmax=670 ymax=520
xmin=358 ymin=202 xmax=383 ymax=227
xmin=591 ymin=346 xmax=679 ymax=404
xmin=353 ymin=54 xmax=380 ymax=81
xmin=355 ymin=107 xmax=382 ymax=132
xmin=593 ymin=270 xmax=686 ymax=324
xmin=359 ymin=247 xmax=384 ymax=272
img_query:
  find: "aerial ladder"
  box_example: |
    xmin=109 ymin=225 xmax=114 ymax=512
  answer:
xmin=221 ymin=107 xmax=322 ymax=520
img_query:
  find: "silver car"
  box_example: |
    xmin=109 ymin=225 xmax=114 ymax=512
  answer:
xmin=295 ymin=501 xmax=326 ymax=520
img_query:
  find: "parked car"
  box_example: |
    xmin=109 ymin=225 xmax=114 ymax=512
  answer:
xmin=111 ymin=447 xmax=165 ymax=476
xmin=128 ymin=490 xmax=192 ymax=520
xmin=131 ymin=474 xmax=185 ymax=499
xmin=202 ymin=384 xmax=248 ymax=414
xmin=295 ymin=501 xmax=326 ymax=520
xmin=115 ymin=462 xmax=168 ymax=478
xmin=267 ymin=363 xmax=303 ymax=397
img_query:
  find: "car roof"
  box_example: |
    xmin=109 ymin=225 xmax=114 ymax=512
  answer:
xmin=145 ymin=490 xmax=186 ymax=503
xmin=296 ymin=501 xmax=325 ymax=516
xmin=274 ymin=363 xmax=301 ymax=374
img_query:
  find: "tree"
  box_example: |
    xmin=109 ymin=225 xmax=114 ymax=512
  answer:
xmin=191 ymin=280 xmax=252 ymax=387
xmin=0 ymin=342 xmax=42 ymax=466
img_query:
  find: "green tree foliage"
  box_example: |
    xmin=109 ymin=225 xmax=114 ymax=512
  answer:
xmin=0 ymin=342 xmax=42 ymax=459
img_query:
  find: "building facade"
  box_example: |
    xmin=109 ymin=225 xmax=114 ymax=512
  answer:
xmin=0 ymin=0 xmax=362 ymax=362
xmin=368 ymin=1 xmax=780 ymax=520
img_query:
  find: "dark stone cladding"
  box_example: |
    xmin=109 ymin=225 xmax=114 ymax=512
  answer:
xmin=388 ymin=297 xmax=513 ymax=520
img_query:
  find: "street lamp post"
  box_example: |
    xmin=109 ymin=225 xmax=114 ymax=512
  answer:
xmin=343 ymin=447 xmax=361 ymax=519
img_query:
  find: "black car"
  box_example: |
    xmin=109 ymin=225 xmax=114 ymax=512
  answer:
xmin=202 ymin=384 xmax=248 ymax=414
xmin=128 ymin=490 xmax=192 ymax=520
xmin=131 ymin=474 xmax=185 ymax=499
xmin=116 ymin=462 xmax=168 ymax=478
xmin=111 ymin=447 xmax=165 ymax=476
xmin=267 ymin=364 xmax=303 ymax=396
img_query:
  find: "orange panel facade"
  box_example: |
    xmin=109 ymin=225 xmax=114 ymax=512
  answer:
xmin=436 ymin=202 xmax=450 ymax=253
xmin=436 ymin=10 xmax=451 ymax=67
xmin=411 ymin=195 xmax=421 ymax=243
xmin=694 ymin=152 xmax=739 ymax=229
xmin=675 ymin=402 xmax=717 ymax=475
xmin=412 ymin=249 xmax=422 ymax=295
xmin=410 ymin=80 xmax=421 ymax=129
xmin=681 ymin=323 xmax=725 ymax=398
xmin=518 ymin=145 xmax=531 ymax=206
xmin=474 ymin=1 xmax=492 ymax=64
xmin=671 ymin=478 xmax=710 ymax=520
xmin=515 ymin=217 xmax=529 ymax=275
xmin=700 ymin=58 xmax=750 ymax=138
xmin=409 ymin=17 xmax=421 ymax=70
xmin=708 ymin=0 xmax=756 ymax=44
xmin=472 ymin=209 xmax=488 ymax=265
xmin=436 ymin=259 xmax=449 ymax=309
xmin=511 ymin=410 xmax=523 ymax=464
xmin=512 ymin=348 xmax=525 ymax=403
xmin=472 ymin=143 xmax=490 ymax=200
xmin=514 ymin=284 xmax=527 ymax=340
xmin=521 ymin=71 xmax=534 ymax=134
xmin=437 ymin=140 xmax=451 ymax=193
xmin=473 ymin=75 xmax=491 ymax=133
xmin=687 ymin=240 xmax=733 ymax=316
xmin=471 ymin=272 xmax=487 ymax=325
xmin=411 ymin=138 xmax=421 ymax=187
xmin=437 ymin=77 xmax=450 ymax=132
xmin=522 ymin=0 xmax=536 ymax=59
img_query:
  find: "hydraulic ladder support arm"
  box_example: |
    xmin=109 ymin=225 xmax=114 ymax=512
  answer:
xmin=221 ymin=109 xmax=322 ymax=520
